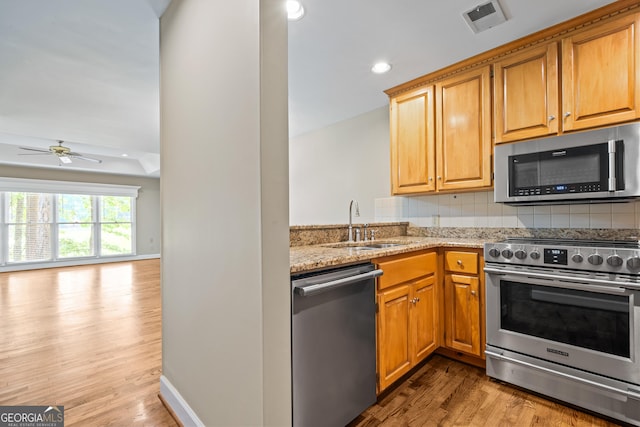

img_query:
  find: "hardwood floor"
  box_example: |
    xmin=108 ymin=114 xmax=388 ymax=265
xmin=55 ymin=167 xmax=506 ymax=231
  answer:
xmin=0 ymin=259 xmax=177 ymax=426
xmin=351 ymin=355 xmax=623 ymax=427
xmin=0 ymin=260 xmax=626 ymax=426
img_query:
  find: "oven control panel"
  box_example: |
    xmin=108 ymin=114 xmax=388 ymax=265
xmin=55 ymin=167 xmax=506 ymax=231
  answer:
xmin=484 ymin=240 xmax=640 ymax=274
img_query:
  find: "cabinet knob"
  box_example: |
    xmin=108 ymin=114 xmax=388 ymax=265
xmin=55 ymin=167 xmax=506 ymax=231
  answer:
xmin=457 ymin=259 xmax=463 ymax=266
xmin=429 ymin=177 xmax=433 ymax=181
xmin=564 ymin=112 xmax=571 ymax=118
xmin=471 ymin=290 xmax=477 ymax=296
xmin=437 ymin=176 xmax=442 ymax=180
xmin=548 ymin=115 xmax=556 ymax=122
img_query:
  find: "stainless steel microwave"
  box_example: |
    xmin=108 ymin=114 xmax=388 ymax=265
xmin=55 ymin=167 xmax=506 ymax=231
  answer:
xmin=494 ymin=123 xmax=640 ymax=205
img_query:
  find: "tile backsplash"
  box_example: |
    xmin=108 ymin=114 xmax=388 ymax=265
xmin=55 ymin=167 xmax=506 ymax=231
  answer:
xmin=374 ymin=190 xmax=640 ymax=229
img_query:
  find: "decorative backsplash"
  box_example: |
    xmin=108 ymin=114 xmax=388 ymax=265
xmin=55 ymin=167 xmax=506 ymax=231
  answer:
xmin=290 ymin=222 xmax=408 ymax=246
xmin=408 ymin=226 xmax=640 ymax=242
xmin=375 ymin=190 xmax=640 ymax=230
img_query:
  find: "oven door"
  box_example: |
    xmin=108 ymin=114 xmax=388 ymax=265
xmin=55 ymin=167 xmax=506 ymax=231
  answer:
xmin=485 ymin=264 xmax=640 ymax=385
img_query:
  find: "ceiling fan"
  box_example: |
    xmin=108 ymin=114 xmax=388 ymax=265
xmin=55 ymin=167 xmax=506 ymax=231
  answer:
xmin=19 ymin=141 xmax=102 ymax=164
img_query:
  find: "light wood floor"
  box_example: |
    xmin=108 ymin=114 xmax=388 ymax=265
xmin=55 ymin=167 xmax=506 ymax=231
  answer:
xmin=352 ymin=355 xmax=624 ymax=427
xmin=0 ymin=259 xmax=177 ymax=426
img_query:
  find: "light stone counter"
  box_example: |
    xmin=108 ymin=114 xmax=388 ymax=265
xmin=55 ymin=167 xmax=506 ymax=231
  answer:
xmin=289 ymin=224 xmax=640 ymax=274
xmin=290 ymin=236 xmax=488 ymax=274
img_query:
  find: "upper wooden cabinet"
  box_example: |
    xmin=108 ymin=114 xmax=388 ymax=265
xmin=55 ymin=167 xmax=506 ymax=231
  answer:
xmin=495 ymin=11 xmax=640 ymax=143
xmin=390 ymin=86 xmax=435 ymax=194
xmin=389 ymin=66 xmax=492 ymax=195
xmin=494 ymin=42 xmax=559 ymax=143
xmin=436 ymin=66 xmax=492 ymax=191
xmin=562 ymin=13 xmax=640 ymax=131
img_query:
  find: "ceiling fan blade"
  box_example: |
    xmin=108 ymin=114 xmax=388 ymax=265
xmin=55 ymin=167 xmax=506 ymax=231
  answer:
xmin=19 ymin=146 xmax=51 ymax=153
xmin=18 ymin=152 xmax=54 ymax=156
xmin=68 ymin=154 xmax=102 ymax=164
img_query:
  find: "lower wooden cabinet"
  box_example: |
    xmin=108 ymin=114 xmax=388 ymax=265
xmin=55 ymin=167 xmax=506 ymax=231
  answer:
xmin=442 ymin=249 xmax=485 ymax=360
xmin=374 ymin=251 xmax=438 ymax=392
xmin=374 ymin=247 xmax=485 ymax=392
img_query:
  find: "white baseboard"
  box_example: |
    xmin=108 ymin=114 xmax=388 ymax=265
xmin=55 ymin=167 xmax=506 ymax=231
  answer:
xmin=0 ymin=253 xmax=161 ymax=272
xmin=160 ymin=375 xmax=205 ymax=427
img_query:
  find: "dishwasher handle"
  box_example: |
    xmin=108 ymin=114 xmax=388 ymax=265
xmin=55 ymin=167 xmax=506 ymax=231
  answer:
xmin=294 ymin=269 xmax=383 ymax=297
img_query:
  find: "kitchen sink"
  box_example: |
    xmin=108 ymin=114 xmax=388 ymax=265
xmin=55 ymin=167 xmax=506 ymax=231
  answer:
xmin=363 ymin=243 xmax=403 ymax=248
xmin=329 ymin=242 xmax=405 ymax=251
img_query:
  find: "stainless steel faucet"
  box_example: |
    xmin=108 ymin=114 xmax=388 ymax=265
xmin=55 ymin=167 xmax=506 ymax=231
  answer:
xmin=348 ymin=200 xmax=360 ymax=242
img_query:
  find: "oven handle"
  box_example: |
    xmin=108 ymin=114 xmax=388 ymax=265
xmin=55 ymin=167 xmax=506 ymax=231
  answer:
xmin=484 ymin=266 xmax=636 ymax=293
xmin=485 ymin=349 xmax=640 ymax=400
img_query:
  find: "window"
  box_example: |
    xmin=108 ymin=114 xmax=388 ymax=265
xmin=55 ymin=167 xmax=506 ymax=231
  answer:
xmin=100 ymin=196 xmax=133 ymax=256
xmin=0 ymin=178 xmax=139 ymax=266
xmin=58 ymin=194 xmax=94 ymax=258
xmin=6 ymin=192 xmax=53 ymax=263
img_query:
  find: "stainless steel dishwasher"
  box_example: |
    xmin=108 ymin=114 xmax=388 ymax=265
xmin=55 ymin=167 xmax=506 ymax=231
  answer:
xmin=291 ymin=263 xmax=382 ymax=427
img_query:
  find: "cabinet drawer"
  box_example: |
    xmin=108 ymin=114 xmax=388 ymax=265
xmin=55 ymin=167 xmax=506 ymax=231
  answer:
xmin=375 ymin=251 xmax=436 ymax=290
xmin=444 ymin=251 xmax=478 ymax=274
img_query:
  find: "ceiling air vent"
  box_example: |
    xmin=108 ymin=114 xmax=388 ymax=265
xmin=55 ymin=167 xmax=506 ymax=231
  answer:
xmin=463 ymin=0 xmax=507 ymax=33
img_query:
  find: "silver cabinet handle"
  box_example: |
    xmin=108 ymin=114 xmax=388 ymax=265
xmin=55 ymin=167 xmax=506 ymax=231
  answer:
xmin=457 ymin=259 xmax=463 ymax=266
xmin=294 ymin=269 xmax=383 ymax=297
xmin=564 ymin=112 xmax=571 ymax=118
xmin=548 ymin=115 xmax=556 ymax=122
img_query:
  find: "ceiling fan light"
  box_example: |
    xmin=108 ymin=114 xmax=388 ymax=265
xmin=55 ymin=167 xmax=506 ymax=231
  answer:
xmin=59 ymin=156 xmax=72 ymax=164
xmin=287 ymin=1 xmax=305 ymax=21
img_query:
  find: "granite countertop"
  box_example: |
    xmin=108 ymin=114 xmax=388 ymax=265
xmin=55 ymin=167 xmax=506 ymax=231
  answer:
xmin=290 ymin=236 xmax=490 ymax=274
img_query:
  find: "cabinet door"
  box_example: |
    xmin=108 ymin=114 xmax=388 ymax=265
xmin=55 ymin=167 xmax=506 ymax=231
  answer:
xmin=411 ymin=275 xmax=437 ymax=363
xmin=377 ymin=284 xmax=412 ymax=391
xmin=494 ymin=43 xmax=559 ymax=143
xmin=444 ymin=273 xmax=481 ymax=356
xmin=562 ymin=13 xmax=640 ymax=131
xmin=436 ymin=66 xmax=492 ymax=191
xmin=389 ymin=86 xmax=436 ymax=195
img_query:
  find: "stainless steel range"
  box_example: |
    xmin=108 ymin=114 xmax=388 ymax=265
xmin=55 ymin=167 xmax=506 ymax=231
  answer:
xmin=484 ymin=238 xmax=640 ymax=426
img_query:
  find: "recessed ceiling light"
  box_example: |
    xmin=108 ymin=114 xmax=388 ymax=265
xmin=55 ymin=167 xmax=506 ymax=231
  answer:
xmin=371 ymin=62 xmax=392 ymax=74
xmin=121 ymin=153 xmax=128 ymax=157
xmin=287 ymin=1 xmax=305 ymax=21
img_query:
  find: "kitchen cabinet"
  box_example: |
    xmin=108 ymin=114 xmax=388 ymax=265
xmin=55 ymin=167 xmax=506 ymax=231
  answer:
xmin=562 ymin=12 xmax=640 ymax=131
xmin=494 ymin=12 xmax=640 ymax=143
xmin=494 ymin=42 xmax=559 ymax=143
xmin=442 ymin=249 xmax=484 ymax=359
xmin=389 ymin=66 xmax=492 ymax=195
xmin=435 ymin=66 xmax=492 ymax=191
xmin=374 ymin=251 xmax=438 ymax=392
xmin=389 ymin=86 xmax=435 ymax=194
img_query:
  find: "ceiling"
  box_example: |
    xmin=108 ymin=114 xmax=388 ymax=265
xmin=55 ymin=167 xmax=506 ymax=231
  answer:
xmin=0 ymin=0 xmax=618 ymax=176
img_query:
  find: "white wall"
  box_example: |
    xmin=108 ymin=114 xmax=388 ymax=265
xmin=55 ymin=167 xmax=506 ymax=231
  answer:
xmin=0 ymin=165 xmax=160 ymax=254
xmin=289 ymin=106 xmax=390 ymax=225
xmin=160 ymin=1 xmax=290 ymax=426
